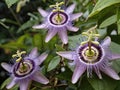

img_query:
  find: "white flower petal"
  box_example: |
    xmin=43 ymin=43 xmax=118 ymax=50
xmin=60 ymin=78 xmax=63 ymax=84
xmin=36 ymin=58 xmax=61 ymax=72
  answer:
xmin=93 ymin=66 xmax=102 ymax=79
xmin=101 ymin=36 xmax=111 ymax=47
xmin=70 ymin=13 xmax=83 ymax=21
xmin=58 ymin=30 xmax=68 ymax=44
xmin=45 ymin=29 xmax=57 ymax=42
xmin=32 ymin=72 xmax=49 ymax=84
xmin=100 ymin=66 xmax=120 ymax=80
xmin=67 ymin=25 xmax=79 ymax=32
xmin=1 ymin=62 xmax=12 ymax=73
xmin=111 ymin=53 xmax=120 ymax=60
xmin=19 ymin=81 xmax=30 ymax=90
xmin=35 ymin=53 xmax=48 ymax=65
xmin=56 ymin=51 xmax=74 ymax=60
xmin=72 ymin=64 xmax=86 ymax=84
xmin=66 ymin=3 xmax=76 ymax=14
xmin=32 ymin=23 xmax=47 ymax=29
xmin=6 ymin=79 xmax=16 ymax=89
xmin=38 ymin=8 xmax=48 ymax=17
xmin=29 ymin=48 xmax=38 ymax=59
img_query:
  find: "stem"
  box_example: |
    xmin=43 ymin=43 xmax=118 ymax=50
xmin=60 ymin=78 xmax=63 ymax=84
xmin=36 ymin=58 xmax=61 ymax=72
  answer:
xmin=64 ymin=0 xmax=69 ymax=6
xmin=9 ymin=8 xmax=21 ymax=26
xmin=20 ymin=60 xmax=26 ymax=69
xmin=88 ymin=41 xmax=92 ymax=54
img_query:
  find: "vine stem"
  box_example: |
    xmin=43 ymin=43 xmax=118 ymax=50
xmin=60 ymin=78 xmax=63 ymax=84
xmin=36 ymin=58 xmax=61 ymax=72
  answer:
xmin=9 ymin=8 xmax=21 ymax=26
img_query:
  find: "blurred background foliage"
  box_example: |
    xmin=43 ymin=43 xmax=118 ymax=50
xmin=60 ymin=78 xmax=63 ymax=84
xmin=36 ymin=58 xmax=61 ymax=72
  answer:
xmin=0 ymin=0 xmax=120 ymax=90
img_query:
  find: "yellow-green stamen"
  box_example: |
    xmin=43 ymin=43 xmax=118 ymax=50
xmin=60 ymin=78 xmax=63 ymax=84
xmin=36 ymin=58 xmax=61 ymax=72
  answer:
xmin=12 ymin=50 xmax=26 ymax=70
xmin=81 ymin=25 xmax=100 ymax=56
xmin=50 ymin=2 xmax=65 ymax=24
xmin=50 ymin=2 xmax=64 ymax=12
xmin=12 ymin=50 xmax=26 ymax=62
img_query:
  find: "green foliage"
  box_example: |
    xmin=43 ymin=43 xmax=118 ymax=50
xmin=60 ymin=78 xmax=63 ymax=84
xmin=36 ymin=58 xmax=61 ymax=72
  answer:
xmin=89 ymin=0 xmax=120 ymax=17
xmin=47 ymin=56 xmax=60 ymax=72
xmin=100 ymin=15 xmax=117 ymax=28
xmin=5 ymin=0 xmax=18 ymax=8
xmin=88 ymin=76 xmax=118 ymax=90
xmin=1 ymin=0 xmax=120 ymax=90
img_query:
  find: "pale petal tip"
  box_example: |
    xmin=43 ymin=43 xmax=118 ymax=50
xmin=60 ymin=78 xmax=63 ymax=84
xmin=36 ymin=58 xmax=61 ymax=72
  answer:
xmin=43 ymin=80 xmax=49 ymax=84
xmin=1 ymin=62 xmax=6 ymax=67
xmin=104 ymin=36 xmax=111 ymax=43
xmin=31 ymin=47 xmax=38 ymax=53
xmin=45 ymin=38 xmax=49 ymax=43
xmin=71 ymin=78 xmax=77 ymax=84
xmin=37 ymin=8 xmax=48 ymax=17
xmin=32 ymin=25 xmax=42 ymax=29
xmin=1 ymin=62 xmax=12 ymax=72
xmin=105 ymin=36 xmax=111 ymax=41
xmin=32 ymin=25 xmax=37 ymax=29
xmin=56 ymin=52 xmax=62 ymax=56
xmin=115 ymin=77 xmax=120 ymax=80
xmin=6 ymin=80 xmax=16 ymax=89
xmin=63 ymin=41 xmax=68 ymax=44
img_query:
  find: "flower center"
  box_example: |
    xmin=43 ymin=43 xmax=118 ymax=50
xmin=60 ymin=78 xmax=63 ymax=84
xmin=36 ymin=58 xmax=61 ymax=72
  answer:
xmin=13 ymin=60 xmax=34 ymax=77
xmin=78 ymin=43 xmax=103 ymax=64
xmin=49 ymin=11 xmax=68 ymax=25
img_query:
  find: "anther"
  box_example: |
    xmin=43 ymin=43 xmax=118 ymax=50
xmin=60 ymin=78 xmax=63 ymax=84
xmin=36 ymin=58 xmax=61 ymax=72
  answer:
xmin=12 ymin=50 xmax=26 ymax=62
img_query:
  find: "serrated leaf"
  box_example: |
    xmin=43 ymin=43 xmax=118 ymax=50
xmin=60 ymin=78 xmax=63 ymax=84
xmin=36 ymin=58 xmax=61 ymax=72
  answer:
xmin=47 ymin=56 xmax=60 ymax=72
xmin=100 ymin=15 xmax=117 ymax=28
xmin=5 ymin=0 xmax=18 ymax=8
xmin=89 ymin=0 xmax=120 ymax=17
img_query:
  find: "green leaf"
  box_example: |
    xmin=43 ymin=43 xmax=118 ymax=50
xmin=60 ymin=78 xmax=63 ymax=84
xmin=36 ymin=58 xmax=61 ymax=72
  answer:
xmin=1 ymin=77 xmax=18 ymax=90
xmin=56 ymin=67 xmax=72 ymax=81
xmin=117 ymin=19 xmax=120 ymax=34
xmin=88 ymin=76 xmax=117 ymax=90
xmin=1 ymin=77 xmax=11 ymax=89
xmin=89 ymin=0 xmax=120 ymax=17
xmin=47 ymin=56 xmax=60 ymax=72
xmin=99 ymin=15 xmax=117 ymax=28
xmin=68 ymin=34 xmax=83 ymax=49
xmin=33 ymin=34 xmax=42 ymax=49
xmin=17 ymin=20 xmax=36 ymax=33
xmin=17 ymin=34 xmax=29 ymax=44
xmin=117 ymin=7 xmax=120 ymax=34
xmin=110 ymin=42 xmax=120 ymax=73
xmin=0 ymin=42 xmax=27 ymax=49
xmin=5 ymin=0 xmax=18 ymax=8
xmin=55 ymin=44 xmax=65 ymax=51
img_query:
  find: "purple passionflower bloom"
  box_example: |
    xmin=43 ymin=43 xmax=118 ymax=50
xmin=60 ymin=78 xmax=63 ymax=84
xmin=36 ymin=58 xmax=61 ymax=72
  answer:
xmin=1 ymin=48 xmax=49 ymax=90
xmin=33 ymin=3 xmax=82 ymax=44
xmin=57 ymin=37 xmax=120 ymax=84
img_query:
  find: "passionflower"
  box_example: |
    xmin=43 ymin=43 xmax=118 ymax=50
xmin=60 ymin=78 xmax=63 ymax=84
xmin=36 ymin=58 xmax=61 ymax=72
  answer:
xmin=1 ymin=48 xmax=49 ymax=90
xmin=33 ymin=2 xmax=82 ymax=44
xmin=57 ymin=26 xmax=120 ymax=84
